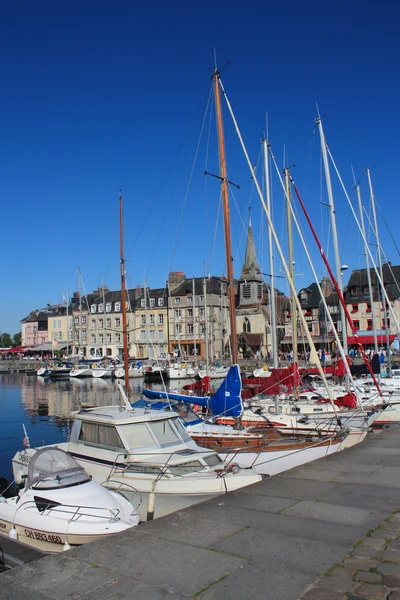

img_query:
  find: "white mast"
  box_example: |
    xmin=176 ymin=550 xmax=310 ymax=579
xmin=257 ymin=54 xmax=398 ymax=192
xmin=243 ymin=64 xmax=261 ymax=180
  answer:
xmin=284 ymin=167 xmax=298 ymax=368
xmin=102 ymin=277 xmax=107 ymax=358
xmin=366 ymin=168 xmax=392 ymax=375
xmin=66 ymin=289 xmax=69 ymax=356
xmin=355 ymin=184 xmax=379 ymax=356
xmin=77 ymin=267 xmax=83 ymax=355
xmin=316 ymin=117 xmax=348 ymax=356
xmin=203 ymin=275 xmax=209 ymax=376
xmin=262 ymin=138 xmax=278 ymax=368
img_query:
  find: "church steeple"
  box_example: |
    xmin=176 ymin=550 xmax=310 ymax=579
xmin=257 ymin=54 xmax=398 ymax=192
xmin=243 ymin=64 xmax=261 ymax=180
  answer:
xmin=239 ymin=216 xmax=263 ymax=307
xmin=240 ymin=216 xmax=262 ymax=283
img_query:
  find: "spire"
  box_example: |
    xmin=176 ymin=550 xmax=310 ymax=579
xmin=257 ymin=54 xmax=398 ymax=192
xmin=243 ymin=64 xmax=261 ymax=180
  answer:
xmin=240 ymin=218 xmax=262 ymax=283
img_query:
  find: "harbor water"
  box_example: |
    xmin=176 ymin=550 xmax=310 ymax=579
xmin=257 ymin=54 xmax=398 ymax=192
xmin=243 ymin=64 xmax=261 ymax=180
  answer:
xmin=0 ymin=372 xmax=176 ymax=482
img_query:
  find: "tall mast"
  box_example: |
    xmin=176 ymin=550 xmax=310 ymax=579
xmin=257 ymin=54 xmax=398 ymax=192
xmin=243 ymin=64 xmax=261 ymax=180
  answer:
xmin=119 ymin=194 xmax=130 ymax=395
xmin=355 ymin=184 xmax=378 ymax=356
xmin=366 ymin=168 xmax=391 ymax=375
xmin=214 ymin=70 xmax=238 ymax=365
xmin=263 ymin=138 xmax=278 ymax=368
xmin=316 ymin=117 xmax=348 ymax=356
xmin=284 ymin=167 xmax=297 ymax=368
xmin=77 ymin=267 xmax=82 ymax=355
xmin=203 ymin=275 xmax=209 ymax=376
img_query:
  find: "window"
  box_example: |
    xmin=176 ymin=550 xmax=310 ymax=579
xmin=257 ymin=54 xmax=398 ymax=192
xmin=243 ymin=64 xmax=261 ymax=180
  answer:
xmin=58 ymin=331 xmax=62 ymax=340
xmin=99 ymin=334 xmax=104 ymax=344
xmin=91 ymin=319 xmax=96 ymax=329
xmin=75 ymin=331 xmax=79 ymax=341
xmin=141 ymin=330 xmax=146 ymax=341
xmin=150 ymin=330 xmax=155 ymax=341
xmin=141 ymin=299 xmax=146 ymax=308
xmin=258 ymin=284 xmax=262 ymax=299
xmin=150 ymin=314 xmax=155 ymax=325
xmin=119 ymin=424 xmax=155 ymax=450
xmin=82 ymin=316 xmax=86 ymax=325
xmin=69 ymin=330 xmax=73 ymax=341
xmin=106 ymin=303 xmax=112 ymax=313
xmin=175 ymin=297 xmax=180 ymax=304
xmin=367 ymin=319 xmax=373 ymax=330
xmin=201 ymin=324 xmax=206 ymax=335
xmin=74 ymin=316 xmax=79 ymax=325
xmin=115 ymin=318 xmax=121 ymax=328
xmin=99 ymin=318 xmax=104 ymax=329
xmin=91 ymin=305 xmax=97 ymax=313
xmin=243 ymin=317 xmax=251 ymax=333
xmin=158 ymin=314 xmax=164 ymax=325
xmin=382 ymin=319 xmax=391 ymax=329
xmin=98 ymin=304 xmax=104 ymax=313
xmin=53 ymin=332 xmax=57 ymax=341
xmin=115 ymin=302 xmax=121 ymax=312
xmin=53 ymin=319 xmax=57 ymax=328
xmin=176 ymin=323 xmax=182 ymax=334
xmin=106 ymin=318 xmax=111 ymax=328
xmin=58 ymin=320 xmax=61 ymax=328
xmin=353 ymin=320 xmax=360 ymax=330
xmin=158 ymin=330 xmax=164 ymax=341
xmin=106 ymin=333 xmax=111 ymax=344
xmin=199 ymin=295 xmax=203 ymax=302
xmin=150 ymin=298 xmax=155 ymax=307
xmin=199 ymin=308 xmax=204 ymax=320
xmin=82 ymin=330 xmax=87 ymax=341
xmin=158 ymin=298 xmax=164 ymax=307
xmin=141 ymin=315 xmax=146 ymax=325
xmin=188 ymin=309 xmax=193 ymax=318
xmin=91 ymin=334 xmax=96 ymax=344
xmin=351 ymin=303 xmax=358 ymax=313
xmin=350 ymin=287 xmax=357 ymax=298
xmin=79 ymin=423 xmax=125 ymax=450
xmin=366 ymin=303 xmax=372 ymax=313
xmin=188 ymin=323 xmax=194 ymax=334
xmin=187 ymin=296 xmax=193 ymax=303
xmin=175 ymin=309 xmax=181 ymax=319
xmin=115 ymin=333 xmax=121 ymax=344
xmin=149 ymin=420 xmax=180 ymax=446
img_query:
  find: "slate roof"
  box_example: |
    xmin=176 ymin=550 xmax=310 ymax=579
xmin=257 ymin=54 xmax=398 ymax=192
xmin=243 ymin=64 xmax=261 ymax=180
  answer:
xmin=344 ymin=264 xmax=400 ymax=302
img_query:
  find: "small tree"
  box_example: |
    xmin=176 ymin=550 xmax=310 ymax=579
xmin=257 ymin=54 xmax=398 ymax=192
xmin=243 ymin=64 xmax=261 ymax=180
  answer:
xmin=13 ymin=333 xmax=21 ymax=346
xmin=0 ymin=333 xmax=13 ymax=348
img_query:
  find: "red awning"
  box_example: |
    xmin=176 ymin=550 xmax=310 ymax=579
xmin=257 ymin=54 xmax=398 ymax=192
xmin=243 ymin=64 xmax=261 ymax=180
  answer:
xmin=347 ymin=335 xmax=396 ymax=345
xmin=6 ymin=346 xmax=34 ymax=353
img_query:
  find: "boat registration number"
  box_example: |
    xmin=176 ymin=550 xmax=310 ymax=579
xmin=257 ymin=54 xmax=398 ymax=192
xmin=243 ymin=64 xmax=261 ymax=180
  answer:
xmin=24 ymin=529 xmax=63 ymax=544
xmin=18 ymin=452 xmax=30 ymax=464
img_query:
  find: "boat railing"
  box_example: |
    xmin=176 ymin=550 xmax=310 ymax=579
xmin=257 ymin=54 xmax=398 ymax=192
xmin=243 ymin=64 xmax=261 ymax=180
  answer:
xmin=16 ymin=498 xmax=124 ymax=522
xmin=101 ymin=479 xmax=142 ymax=511
xmin=107 ymin=450 xmax=205 ymax=481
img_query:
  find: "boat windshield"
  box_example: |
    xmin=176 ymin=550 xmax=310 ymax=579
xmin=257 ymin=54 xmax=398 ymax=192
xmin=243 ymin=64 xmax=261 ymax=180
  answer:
xmin=26 ymin=447 xmax=90 ymax=490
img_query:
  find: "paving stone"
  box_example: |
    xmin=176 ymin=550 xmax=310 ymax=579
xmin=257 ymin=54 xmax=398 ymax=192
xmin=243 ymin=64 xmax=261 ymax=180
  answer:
xmin=354 ymin=583 xmax=390 ymax=599
xmin=377 ymin=550 xmax=400 ymax=563
xmin=388 ymin=540 xmax=400 ymax=551
xmin=283 ymin=500 xmax=382 ymax=527
xmin=362 ymin=538 xmax=387 ymax=550
xmin=353 ymin=544 xmax=382 ymax=559
xmin=342 ymin=558 xmax=380 ymax=571
xmin=378 ymin=563 xmax=400 ymax=576
xmin=300 ymin=586 xmax=347 ymax=600
xmin=315 ymin=573 xmax=357 ymax=594
xmin=371 ymin=529 xmax=398 ymax=540
xmin=355 ymin=571 xmax=382 ymax=583
xmin=382 ymin=574 xmax=400 ymax=587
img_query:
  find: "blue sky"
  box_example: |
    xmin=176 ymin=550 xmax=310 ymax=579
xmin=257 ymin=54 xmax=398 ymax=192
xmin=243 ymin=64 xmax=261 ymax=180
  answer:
xmin=1 ymin=0 xmax=399 ymax=336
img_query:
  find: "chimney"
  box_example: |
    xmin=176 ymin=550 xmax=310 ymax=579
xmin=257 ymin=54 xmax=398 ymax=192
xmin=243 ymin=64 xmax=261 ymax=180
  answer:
xmin=168 ymin=271 xmax=186 ymax=290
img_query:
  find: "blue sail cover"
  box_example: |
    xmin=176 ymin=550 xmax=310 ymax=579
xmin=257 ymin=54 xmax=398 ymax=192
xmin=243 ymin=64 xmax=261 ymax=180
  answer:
xmin=142 ymin=364 xmax=243 ymax=418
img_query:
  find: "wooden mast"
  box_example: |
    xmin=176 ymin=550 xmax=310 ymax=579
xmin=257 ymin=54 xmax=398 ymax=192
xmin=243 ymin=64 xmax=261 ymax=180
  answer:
xmin=119 ymin=194 xmax=130 ymax=395
xmin=213 ymin=69 xmax=238 ymax=365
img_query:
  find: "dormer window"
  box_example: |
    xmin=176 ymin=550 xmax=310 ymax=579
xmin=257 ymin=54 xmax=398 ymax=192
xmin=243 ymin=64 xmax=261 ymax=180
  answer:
xmin=141 ymin=299 xmax=146 ymax=308
xmin=158 ymin=298 xmax=164 ymax=307
xmin=150 ymin=298 xmax=155 ymax=307
xmin=106 ymin=303 xmax=112 ymax=313
xmin=175 ymin=298 xmax=180 ymax=304
xmin=91 ymin=305 xmax=97 ymax=313
xmin=187 ymin=296 xmax=193 ymax=303
xmin=98 ymin=304 xmax=104 ymax=313
xmin=115 ymin=302 xmax=121 ymax=312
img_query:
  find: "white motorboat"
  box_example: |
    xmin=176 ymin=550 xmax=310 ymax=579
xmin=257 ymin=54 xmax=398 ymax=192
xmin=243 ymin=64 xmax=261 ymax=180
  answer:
xmin=5 ymin=447 xmax=139 ymax=553
xmin=92 ymin=365 xmax=117 ymax=378
xmin=12 ymin=399 xmax=261 ymax=523
xmin=167 ymin=363 xmax=197 ymax=380
xmin=114 ymin=364 xmax=144 ymax=379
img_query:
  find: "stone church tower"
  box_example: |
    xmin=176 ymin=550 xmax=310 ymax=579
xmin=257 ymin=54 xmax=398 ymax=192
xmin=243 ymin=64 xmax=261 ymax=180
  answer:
xmin=236 ymin=217 xmax=270 ymax=358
